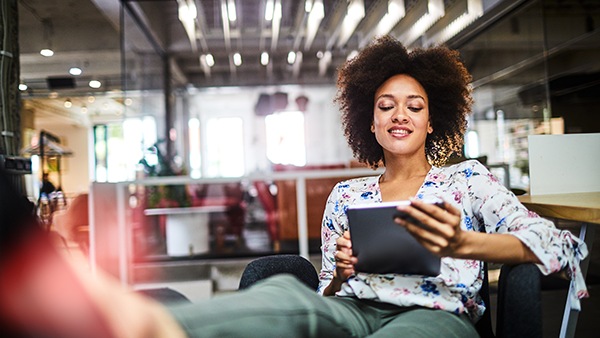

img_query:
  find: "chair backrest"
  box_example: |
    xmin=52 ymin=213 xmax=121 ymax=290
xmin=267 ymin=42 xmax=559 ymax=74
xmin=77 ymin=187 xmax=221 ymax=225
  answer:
xmin=238 ymin=254 xmax=319 ymax=290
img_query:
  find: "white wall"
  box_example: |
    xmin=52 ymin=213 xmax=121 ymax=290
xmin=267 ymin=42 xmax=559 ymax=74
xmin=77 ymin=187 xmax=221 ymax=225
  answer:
xmin=189 ymin=84 xmax=353 ymax=174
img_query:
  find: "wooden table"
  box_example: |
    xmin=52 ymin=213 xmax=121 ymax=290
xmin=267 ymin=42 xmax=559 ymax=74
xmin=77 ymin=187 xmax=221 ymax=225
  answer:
xmin=519 ymin=192 xmax=600 ymax=338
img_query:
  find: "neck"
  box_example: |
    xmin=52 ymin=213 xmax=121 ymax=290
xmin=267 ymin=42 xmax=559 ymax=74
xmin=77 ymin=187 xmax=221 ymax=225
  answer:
xmin=380 ymin=156 xmax=431 ymax=183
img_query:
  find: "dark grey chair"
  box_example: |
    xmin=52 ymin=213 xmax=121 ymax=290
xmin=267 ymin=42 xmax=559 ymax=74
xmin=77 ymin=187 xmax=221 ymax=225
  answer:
xmin=239 ymin=254 xmax=542 ymax=338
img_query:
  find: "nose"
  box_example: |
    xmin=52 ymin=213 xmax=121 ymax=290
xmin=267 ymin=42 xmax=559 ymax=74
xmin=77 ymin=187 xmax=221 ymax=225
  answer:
xmin=391 ymin=109 xmax=409 ymax=123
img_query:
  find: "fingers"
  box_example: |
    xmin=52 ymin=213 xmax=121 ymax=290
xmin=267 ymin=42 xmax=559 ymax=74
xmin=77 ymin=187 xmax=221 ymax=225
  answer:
xmin=334 ymin=231 xmax=356 ymax=279
xmin=395 ymin=198 xmax=463 ymax=255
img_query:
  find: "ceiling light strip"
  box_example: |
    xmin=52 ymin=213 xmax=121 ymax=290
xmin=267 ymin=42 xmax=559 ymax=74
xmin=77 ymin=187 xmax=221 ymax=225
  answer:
xmin=398 ymin=0 xmax=444 ymax=46
xmin=304 ymin=0 xmax=325 ymax=50
xmin=425 ymin=0 xmax=483 ymax=46
xmin=360 ymin=0 xmax=406 ymax=47
xmin=337 ymin=0 xmax=365 ymax=48
xmin=270 ymin=0 xmax=282 ymax=51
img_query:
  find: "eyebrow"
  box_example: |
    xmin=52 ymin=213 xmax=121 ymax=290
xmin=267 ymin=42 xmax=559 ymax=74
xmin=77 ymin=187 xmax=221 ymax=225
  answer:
xmin=375 ymin=93 xmax=426 ymax=101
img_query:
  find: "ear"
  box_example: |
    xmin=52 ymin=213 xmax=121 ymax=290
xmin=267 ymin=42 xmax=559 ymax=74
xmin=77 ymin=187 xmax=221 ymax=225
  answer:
xmin=370 ymin=123 xmax=375 ymax=133
xmin=427 ymin=121 xmax=433 ymax=134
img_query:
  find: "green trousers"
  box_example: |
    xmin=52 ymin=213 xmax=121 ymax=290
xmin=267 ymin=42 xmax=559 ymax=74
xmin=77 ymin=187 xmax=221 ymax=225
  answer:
xmin=168 ymin=274 xmax=478 ymax=338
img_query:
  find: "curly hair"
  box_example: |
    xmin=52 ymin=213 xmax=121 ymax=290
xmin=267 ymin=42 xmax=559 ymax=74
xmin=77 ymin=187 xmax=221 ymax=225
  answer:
xmin=335 ymin=35 xmax=473 ymax=168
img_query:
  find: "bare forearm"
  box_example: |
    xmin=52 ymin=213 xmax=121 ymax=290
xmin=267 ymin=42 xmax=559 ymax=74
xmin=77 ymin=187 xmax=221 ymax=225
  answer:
xmin=453 ymin=232 xmax=541 ymax=265
xmin=322 ymin=275 xmax=343 ymax=296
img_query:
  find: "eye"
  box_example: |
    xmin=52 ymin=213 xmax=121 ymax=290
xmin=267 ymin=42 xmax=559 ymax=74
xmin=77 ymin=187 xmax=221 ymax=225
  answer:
xmin=379 ymin=105 xmax=393 ymax=111
xmin=408 ymin=106 xmax=423 ymax=112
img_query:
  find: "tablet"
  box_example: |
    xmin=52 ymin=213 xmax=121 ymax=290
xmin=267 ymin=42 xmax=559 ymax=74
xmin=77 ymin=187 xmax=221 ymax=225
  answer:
xmin=346 ymin=200 xmax=442 ymax=276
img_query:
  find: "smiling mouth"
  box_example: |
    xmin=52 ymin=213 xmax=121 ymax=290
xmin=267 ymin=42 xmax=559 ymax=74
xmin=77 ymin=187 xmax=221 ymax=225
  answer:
xmin=389 ymin=129 xmax=411 ymax=136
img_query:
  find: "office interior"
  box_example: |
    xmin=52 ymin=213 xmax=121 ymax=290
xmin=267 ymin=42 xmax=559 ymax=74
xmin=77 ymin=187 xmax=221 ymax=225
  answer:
xmin=1 ymin=0 xmax=599 ymax=336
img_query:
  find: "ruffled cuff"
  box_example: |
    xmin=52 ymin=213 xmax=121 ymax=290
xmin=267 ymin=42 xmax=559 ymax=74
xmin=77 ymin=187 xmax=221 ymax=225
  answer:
xmin=513 ymin=230 xmax=589 ymax=310
xmin=563 ymin=232 xmax=589 ymax=311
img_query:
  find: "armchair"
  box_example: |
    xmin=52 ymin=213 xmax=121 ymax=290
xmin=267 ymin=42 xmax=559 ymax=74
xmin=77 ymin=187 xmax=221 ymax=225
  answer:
xmin=239 ymin=255 xmax=542 ymax=338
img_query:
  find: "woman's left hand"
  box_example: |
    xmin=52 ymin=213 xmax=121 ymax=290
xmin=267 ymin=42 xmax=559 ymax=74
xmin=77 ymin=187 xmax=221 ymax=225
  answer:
xmin=394 ymin=198 xmax=465 ymax=257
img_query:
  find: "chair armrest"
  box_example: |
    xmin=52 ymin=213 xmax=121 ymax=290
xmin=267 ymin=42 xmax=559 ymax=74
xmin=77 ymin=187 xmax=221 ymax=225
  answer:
xmin=496 ymin=263 xmax=542 ymax=338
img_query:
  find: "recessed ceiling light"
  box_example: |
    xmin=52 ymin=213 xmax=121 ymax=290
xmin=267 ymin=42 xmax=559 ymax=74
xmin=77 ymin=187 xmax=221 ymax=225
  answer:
xmin=64 ymin=99 xmax=72 ymax=108
xmin=40 ymin=49 xmax=54 ymax=57
xmin=260 ymin=52 xmax=269 ymax=66
xmin=69 ymin=67 xmax=82 ymax=76
xmin=89 ymin=80 xmax=102 ymax=89
xmin=233 ymin=52 xmax=242 ymax=66
xmin=19 ymin=83 xmax=28 ymax=91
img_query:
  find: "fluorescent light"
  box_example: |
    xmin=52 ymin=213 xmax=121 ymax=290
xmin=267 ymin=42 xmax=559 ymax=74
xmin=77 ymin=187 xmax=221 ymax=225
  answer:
xmin=261 ymin=52 xmax=269 ymax=66
xmin=337 ymin=0 xmax=365 ymax=48
xmin=287 ymin=51 xmax=296 ymax=64
xmin=227 ymin=0 xmax=237 ymax=22
xmin=347 ymin=50 xmax=359 ymax=60
xmin=233 ymin=52 xmax=242 ymax=66
xmin=360 ymin=0 xmax=406 ymax=47
xmin=69 ymin=67 xmax=82 ymax=76
xmin=177 ymin=0 xmax=196 ymax=21
xmin=304 ymin=0 xmax=324 ymax=50
xmin=377 ymin=0 xmax=405 ymax=36
xmin=271 ymin=0 xmax=282 ymax=51
xmin=398 ymin=0 xmax=444 ymax=46
xmin=89 ymin=80 xmax=102 ymax=89
xmin=292 ymin=52 xmax=303 ymax=78
xmin=265 ymin=0 xmax=274 ymax=21
xmin=178 ymin=0 xmax=198 ymax=51
xmin=305 ymin=0 xmax=313 ymax=12
xmin=425 ymin=0 xmax=483 ymax=45
xmin=40 ymin=48 xmax=54 ymax=57
xmin=318 ymin=50 xmax=332 ymax=76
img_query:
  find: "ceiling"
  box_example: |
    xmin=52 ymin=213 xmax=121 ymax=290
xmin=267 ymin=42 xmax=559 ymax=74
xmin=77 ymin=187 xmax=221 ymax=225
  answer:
xmin=16 ymin=0 xmax=600 ymax=127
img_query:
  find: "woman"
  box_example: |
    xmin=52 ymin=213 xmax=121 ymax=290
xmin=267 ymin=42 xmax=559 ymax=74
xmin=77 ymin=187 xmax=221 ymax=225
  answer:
xmin=317 ymin=35 xmax=589 ymax=334
xmin=0 ymin=36 xmax=588 ymax=337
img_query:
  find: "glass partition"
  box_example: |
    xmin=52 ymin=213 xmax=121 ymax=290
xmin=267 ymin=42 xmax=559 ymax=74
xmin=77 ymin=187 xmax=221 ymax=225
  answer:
xmin=452 ymin=0 xmax=600 ymax=191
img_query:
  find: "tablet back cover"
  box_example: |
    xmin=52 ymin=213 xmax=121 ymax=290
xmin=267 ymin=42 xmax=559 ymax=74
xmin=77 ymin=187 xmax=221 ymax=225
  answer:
xmin=347 ymin=203 xmax=441 ymax=276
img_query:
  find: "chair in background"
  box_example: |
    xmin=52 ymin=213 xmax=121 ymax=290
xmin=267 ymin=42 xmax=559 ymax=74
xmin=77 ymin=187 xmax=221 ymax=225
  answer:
xmin=253 ymin=181 xmax=280 ymax=251
xmin=52 ymin=193 xmax=90 ymax=255
xmin=238 ymin=255 xmax=542 ymax=338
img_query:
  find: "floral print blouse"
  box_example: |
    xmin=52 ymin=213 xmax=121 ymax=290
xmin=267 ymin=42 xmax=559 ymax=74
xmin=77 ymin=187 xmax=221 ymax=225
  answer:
xmin=317 ymin=160 xmax=589 ymax=321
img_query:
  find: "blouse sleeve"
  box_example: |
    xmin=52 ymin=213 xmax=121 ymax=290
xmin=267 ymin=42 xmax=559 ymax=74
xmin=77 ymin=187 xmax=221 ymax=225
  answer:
xmin=317 ymin=183 xmax=346 ymax=295
xmin=465 ymin=160 xmax=589 ymax=310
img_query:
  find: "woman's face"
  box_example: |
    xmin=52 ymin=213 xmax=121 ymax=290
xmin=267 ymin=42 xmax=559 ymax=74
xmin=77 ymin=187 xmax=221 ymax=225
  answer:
xmin=371 ymin=74 xmax=432 ymax=159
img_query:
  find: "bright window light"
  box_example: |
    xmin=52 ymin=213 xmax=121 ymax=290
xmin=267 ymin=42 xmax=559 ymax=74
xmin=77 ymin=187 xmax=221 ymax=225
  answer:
xmin=188 ymin=118 xmax=201 ymax=178
xmin=465 ymin=130 xmax=480 ymax=158
xmin=265 ymin=111 xmax=306 ymax=166
xmin=206 ymin=117 xmax=245 ymax=177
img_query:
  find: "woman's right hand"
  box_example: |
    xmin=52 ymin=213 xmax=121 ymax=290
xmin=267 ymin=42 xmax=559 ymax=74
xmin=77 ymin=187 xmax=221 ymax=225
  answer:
xmin=323 ymin=231 xmax=357 ymax=296
xmin=334 ymin=231 xmax=357 ymax=280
